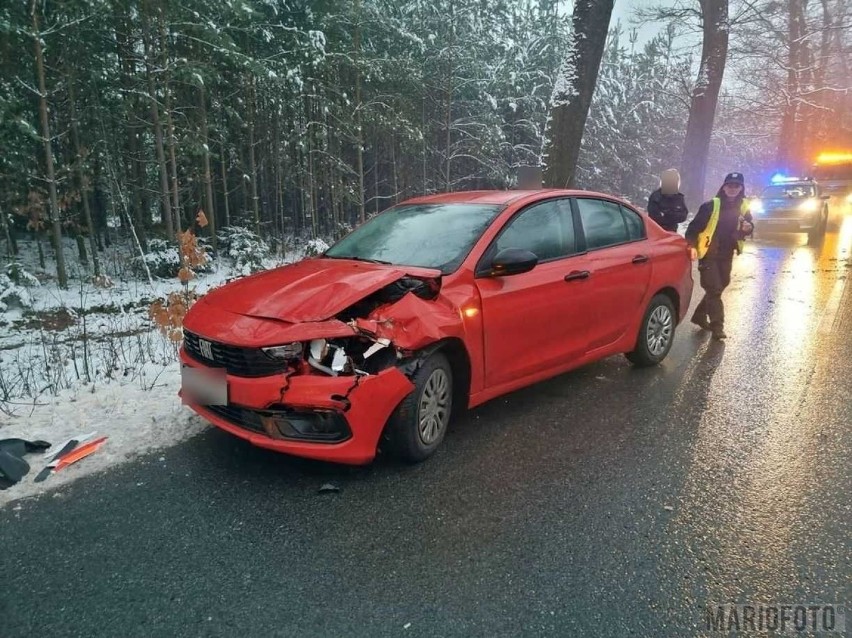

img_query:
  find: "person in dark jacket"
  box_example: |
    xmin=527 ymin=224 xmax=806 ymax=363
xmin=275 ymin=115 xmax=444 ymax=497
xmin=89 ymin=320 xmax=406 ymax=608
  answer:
xmin=685 ymin=172 xmax=754 ymax=340
xmin=647 ymin=169 xmax=689 ymax=232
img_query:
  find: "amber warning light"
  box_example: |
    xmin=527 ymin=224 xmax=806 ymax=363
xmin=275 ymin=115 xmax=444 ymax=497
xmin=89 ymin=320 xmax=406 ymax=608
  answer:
xmin=816 ymin=152 xmax=852 ymax=164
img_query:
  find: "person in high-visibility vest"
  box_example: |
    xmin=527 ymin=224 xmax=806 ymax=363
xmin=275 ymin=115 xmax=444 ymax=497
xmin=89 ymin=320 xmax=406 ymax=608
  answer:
xmin=684 ymin=172 xmax=754 ymax=340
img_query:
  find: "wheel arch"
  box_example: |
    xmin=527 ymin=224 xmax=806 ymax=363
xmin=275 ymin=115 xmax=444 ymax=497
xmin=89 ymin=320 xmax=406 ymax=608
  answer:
xmin=653 ymin=286 xmax=682 ymax=323
xmin=419 ymin=338 xmax=472 ymax=417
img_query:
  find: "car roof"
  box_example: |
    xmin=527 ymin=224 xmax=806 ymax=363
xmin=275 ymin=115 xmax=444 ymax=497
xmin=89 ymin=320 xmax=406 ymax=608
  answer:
xmin=401 ymin=189 xmax=634 ymax=207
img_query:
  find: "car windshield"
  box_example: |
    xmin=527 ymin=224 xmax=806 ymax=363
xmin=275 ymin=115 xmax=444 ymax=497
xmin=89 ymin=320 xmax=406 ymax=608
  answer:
xmin=761 ymin=184 xmax=815 ymax=198
xmin=324 ymin=203 xmax=503 ymax=274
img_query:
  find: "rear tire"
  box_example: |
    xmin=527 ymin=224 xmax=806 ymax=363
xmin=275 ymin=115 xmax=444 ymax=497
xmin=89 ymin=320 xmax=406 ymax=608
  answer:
xmin=384 ymin=352 xmax=453 ymax=463
xmin=626 ymin=294 xmax=676 ymax=367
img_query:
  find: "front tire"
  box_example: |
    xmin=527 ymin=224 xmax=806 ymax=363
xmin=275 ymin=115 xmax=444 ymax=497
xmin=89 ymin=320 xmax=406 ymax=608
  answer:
xmin=626 ymin=294 xmax=676 ymax=367
xmin=384 ymin=352 xmax=453 ymax=463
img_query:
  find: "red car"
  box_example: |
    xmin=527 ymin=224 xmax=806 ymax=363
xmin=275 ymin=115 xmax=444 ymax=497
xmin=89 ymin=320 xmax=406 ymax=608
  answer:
xmin=180 ymin=190 xmax=693 ymax=464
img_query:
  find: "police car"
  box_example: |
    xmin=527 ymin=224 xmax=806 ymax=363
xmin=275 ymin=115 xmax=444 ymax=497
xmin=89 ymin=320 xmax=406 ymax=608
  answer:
xmin=748 ymin=176 xmax=830 ymax=244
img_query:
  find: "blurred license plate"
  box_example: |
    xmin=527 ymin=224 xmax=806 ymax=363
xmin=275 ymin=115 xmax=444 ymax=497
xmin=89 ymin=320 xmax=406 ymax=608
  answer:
xmin=181 ymin=365 xmax=227 ymax=405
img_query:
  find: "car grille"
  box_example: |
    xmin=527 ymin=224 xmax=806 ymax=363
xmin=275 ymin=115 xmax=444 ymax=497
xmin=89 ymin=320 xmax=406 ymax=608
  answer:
xmin=183 ymin=330 xmax=288 ymax=377
xmin=205 ymin=404 xmax=266 ymax=434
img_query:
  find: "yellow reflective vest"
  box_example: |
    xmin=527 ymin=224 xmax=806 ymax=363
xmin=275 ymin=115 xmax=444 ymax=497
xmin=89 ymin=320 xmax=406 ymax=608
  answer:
xmin=696 ymin=197 xmax=751 ymax=260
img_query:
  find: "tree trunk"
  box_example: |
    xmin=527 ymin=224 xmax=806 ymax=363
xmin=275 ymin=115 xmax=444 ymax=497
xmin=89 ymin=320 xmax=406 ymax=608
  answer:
xmin=374 ymin=149 xmax=380 ymax=215
xmin=391 ymin=131 xmax=399 ymax=204
xmin=248 ymin=77 xmax=261 ymax=236
xmin=68 ymin=80 xmax=101 ymax=276
xmin=679 ymin=0 xmax=729 ymax=208
xmin=37 ymin=232 xmax=46 ymax=269
xmin=76 ymin=234 xmax=88 ymax=264
xmin=275 ymin=104 xmax=285 ymax=245
xmin=198 ymin=83 xmax=217 ymax=247
xmin=142 ymin=4 xmax=174 ymax=240
xmin=117 ymin=20 xmax=148 ymax=252
xmin=220 ymin=144 xmax=231 ymax=228
xmin=32 ymin=0 xmax=68 ymax=288
xmin=307 ymin=96 xmax=318 ymax=236
xmin=239 ymin=147 xmax=250 ymax=224
xmin=542 ymin=0 xmax=615 ymax=188
xmin=1 ymin=202 xmax=17 ymax=257
xmin=777 ymin=0 xmax=805 ymax=169
xmin=160 ymin=14 xmax=181 ymax=234
xmin=422 ymin=97 xmax=428 ymax=192
xmin=92 ymin=155 xmax=108 ymax=249
xmin=271 ymin=110 xmax=280 ymax=242
xmin=353 ymin=0 xmax=366 ymax=223
xmin=445 ymin=4 xmax=455 ymax=191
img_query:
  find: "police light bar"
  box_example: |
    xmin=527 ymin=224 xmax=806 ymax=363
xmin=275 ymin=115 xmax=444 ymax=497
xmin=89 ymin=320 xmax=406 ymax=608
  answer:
xmin=770 ymin=174 xmax=807 ymax=184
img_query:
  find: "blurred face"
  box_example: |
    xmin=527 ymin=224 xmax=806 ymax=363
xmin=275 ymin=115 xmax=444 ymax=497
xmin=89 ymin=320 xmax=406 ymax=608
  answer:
xmin=661 ymin=176 xmax=679 ymax=192
xmin=723 ymin=182 xmax=743 ymax=198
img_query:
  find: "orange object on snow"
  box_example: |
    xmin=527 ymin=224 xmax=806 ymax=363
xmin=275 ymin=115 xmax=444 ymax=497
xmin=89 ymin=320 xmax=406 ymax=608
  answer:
xmin=53 ymin=436 xmax=108 ymax=472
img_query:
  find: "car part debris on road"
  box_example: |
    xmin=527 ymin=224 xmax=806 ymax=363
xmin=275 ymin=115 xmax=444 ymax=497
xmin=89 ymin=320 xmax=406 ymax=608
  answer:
xmin=28 ymin=434 xmax=107 ymax=484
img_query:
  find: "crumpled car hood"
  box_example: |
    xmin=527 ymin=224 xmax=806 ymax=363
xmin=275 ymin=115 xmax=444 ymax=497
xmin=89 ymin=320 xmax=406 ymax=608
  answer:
xmin=202 ymin=258 xmax=441 ymax=323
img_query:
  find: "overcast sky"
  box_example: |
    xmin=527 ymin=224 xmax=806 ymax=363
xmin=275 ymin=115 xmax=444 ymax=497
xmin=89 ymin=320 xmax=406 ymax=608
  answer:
xmin=611 ymin=0 xmax=678 ymax=44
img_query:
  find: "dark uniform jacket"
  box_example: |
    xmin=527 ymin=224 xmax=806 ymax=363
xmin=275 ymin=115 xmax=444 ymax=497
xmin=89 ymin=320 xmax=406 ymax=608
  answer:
xmin=647 ymin=189 xmax=688 ymax=232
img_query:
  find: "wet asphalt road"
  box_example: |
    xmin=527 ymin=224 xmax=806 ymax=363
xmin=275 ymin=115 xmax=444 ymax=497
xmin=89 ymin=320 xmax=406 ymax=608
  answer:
xmin=2 ymin=216 xmax=852 ymax=638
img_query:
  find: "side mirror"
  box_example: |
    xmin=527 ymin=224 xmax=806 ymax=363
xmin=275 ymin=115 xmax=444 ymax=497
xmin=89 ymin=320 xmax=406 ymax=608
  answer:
xmin=488 ymin=248 xmax=538 ymax=277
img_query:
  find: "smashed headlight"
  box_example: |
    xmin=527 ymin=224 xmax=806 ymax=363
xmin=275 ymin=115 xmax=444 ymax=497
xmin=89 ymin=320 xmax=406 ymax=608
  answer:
xmin=308 ymin=337 xmax=398 ymax=376
xmin=262 ymin=342 xmax=304 ymax=360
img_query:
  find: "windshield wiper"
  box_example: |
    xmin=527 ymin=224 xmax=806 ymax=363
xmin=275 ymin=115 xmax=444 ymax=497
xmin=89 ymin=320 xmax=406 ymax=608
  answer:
xmin=323 ymin=254 xmax=393 ymax=265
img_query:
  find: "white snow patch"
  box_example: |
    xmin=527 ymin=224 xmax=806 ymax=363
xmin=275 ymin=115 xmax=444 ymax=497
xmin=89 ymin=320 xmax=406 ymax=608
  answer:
xmin=0 ymin=366 xmax=203 ymax=507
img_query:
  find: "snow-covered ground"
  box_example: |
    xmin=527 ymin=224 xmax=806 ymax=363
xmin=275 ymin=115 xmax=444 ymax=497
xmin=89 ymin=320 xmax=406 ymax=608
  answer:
xmin=0 ymin=232 xmax=328 ymax=506
xmin=0 ymin=367 xmax=202 ymax=506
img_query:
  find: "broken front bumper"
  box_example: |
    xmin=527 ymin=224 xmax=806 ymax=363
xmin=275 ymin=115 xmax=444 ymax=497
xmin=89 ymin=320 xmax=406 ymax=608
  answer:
xmin=179 ymin=349 xmax=415 ymax=464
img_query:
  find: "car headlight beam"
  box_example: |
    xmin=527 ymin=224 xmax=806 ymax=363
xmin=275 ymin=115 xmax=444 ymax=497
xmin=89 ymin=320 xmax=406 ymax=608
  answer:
xmin=799 ymin=199 xmax=819 ymax=213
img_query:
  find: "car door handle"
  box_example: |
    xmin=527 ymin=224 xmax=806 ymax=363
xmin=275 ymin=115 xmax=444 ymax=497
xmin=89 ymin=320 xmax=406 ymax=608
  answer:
xmin=564 ymin=270 xmax=590 ymax=282
xmin=632 ymin=255 xmax=650 ymax=264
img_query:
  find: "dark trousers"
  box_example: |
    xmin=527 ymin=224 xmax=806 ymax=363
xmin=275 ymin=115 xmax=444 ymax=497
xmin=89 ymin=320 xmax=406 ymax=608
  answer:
xmin=694 ymin=257 xmax=733 ymax=330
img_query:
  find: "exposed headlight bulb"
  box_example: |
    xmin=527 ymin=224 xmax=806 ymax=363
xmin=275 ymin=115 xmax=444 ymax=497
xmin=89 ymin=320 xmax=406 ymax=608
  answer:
xmin=309 ymin=339 xmax=328 ymax=361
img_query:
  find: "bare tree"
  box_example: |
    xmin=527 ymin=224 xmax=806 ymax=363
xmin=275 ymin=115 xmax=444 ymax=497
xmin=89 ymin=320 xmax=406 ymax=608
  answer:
xmin=142 ymin=2 xmax=174 ymax=241
xmin=543 ymin=0 xmax=616 ymax=188
xmin=31 ymin=0 xmax=68 ymax=288
xmin=680 ymin=0 xmax=730 ymax=206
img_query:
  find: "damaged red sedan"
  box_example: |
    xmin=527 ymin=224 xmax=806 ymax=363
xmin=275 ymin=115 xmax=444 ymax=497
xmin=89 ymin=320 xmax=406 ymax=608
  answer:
xmin=180 ymin=190 xmax=693 ymax=464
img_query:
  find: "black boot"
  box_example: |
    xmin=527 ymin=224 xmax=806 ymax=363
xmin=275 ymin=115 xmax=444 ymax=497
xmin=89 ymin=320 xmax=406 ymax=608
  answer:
xmin=690 ymin=313 xmax=711 ymax=330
